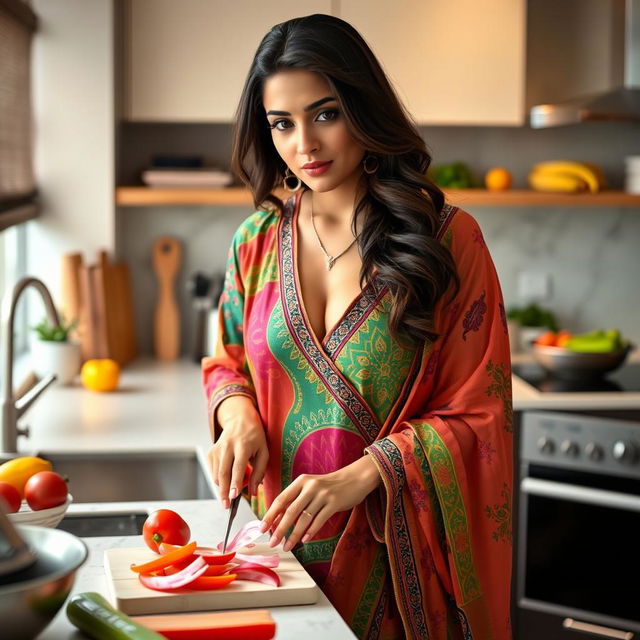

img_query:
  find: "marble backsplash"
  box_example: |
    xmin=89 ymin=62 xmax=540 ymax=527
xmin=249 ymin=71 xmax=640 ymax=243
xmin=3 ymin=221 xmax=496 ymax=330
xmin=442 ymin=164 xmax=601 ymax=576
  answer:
xmin=117 ymin=202 xmax=640 ymax=357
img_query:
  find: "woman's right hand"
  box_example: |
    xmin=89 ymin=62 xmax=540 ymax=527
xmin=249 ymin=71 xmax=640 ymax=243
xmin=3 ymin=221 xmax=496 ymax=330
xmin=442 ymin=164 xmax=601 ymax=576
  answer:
xmin=207 ymin=395 xmax=269 ymax=509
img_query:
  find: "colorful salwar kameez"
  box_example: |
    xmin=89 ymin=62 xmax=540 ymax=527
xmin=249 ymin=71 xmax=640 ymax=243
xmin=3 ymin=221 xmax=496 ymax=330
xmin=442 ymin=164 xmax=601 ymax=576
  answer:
xmin=202 ymin=192 xmax=513 ymax=639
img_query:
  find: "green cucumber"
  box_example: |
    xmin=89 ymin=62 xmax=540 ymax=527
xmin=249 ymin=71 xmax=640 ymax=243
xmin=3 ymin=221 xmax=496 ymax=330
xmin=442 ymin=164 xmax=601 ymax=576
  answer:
xmin=566 ymin=337 xmax=618 ymax=353
xmin=66 ymin=592 xmax=164 ymax=640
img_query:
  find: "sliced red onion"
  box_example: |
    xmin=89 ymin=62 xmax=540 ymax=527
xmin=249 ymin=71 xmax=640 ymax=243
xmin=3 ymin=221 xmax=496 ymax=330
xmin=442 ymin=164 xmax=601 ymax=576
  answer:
xmin=216 ymin=519 xmax=265 ymax=552
xmin=233 ymin=552 xmax=280 ymax=567
xmin=230 ymin=563 xmax=280 ymax=587
xmin=139 ymin=555 xmax=208 ymax=590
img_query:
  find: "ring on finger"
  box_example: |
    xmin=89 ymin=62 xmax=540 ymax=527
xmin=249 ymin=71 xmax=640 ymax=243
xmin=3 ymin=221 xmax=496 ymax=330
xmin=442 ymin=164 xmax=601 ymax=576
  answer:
xmin=301 ymin=509 xmax=314 ymax=518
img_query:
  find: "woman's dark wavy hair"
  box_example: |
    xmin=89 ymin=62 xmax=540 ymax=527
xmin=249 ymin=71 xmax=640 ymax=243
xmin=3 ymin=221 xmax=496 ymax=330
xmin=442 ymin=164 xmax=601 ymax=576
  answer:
xmin=232 ymin=13 xmax=459 ymax=342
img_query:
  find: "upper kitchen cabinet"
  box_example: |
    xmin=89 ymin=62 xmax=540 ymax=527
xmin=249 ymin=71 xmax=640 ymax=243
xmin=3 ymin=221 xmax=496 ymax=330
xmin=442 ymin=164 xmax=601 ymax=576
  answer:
xmin=123 ymin=0 xmax=332 ymax=122
xmin=337 ymin=0 xmax=527 ymax=126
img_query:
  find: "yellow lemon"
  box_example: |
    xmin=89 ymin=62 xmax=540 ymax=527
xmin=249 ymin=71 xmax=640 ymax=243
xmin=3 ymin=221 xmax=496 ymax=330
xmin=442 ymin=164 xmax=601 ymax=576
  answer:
xmin=81 ymin=359 xmax=120 ymax=392
xmin=485 ymin=167 xmax=513 ymax=191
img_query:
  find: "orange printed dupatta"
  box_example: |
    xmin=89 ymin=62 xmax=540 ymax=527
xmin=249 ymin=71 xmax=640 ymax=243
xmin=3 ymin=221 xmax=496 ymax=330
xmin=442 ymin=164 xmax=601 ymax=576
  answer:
xmin=202 ymin=193 xmax=513 ymax=640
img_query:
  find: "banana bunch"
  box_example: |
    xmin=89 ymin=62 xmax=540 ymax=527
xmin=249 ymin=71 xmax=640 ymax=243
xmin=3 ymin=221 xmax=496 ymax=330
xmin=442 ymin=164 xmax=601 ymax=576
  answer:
xmin=528 ymin=161 xmax=607 ymax=194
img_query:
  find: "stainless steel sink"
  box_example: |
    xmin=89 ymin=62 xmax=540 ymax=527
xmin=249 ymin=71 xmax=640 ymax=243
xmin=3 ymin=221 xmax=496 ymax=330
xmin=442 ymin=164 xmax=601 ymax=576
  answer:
xmin=36 ymin=449 xmax=214 ymax=503
xmin=58 ymin=511 xmax=148 ymax=537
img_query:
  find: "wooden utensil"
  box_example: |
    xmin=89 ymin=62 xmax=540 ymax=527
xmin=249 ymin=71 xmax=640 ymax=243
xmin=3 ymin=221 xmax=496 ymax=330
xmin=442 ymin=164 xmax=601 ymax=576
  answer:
xmin=60 ymin=252 xmax=83 ymax=337
xmin=90 ymin=264 xmax=110 ymax=359
xmin=104 ymin=543 xmax=318 ymax=615
xmin=152 ymin=236 xmax=182 ymax=360
xmin=112 ymin=262 xmax=138 ymax=365
xmin=96 ymin=250 xmax=120 ymax=361
xmin=78 ymin=263 xmax=98 ymax=361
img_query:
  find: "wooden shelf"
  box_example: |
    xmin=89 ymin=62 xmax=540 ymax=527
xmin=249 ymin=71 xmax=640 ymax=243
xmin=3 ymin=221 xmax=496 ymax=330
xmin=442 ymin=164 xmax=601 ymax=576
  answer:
xmin=116 ymin=186 xmax=640 ymax=208
xmin=116 ymin=186 xmax=259 ymax=206
xmin=448 ymin=189 xmax=640 ymax=207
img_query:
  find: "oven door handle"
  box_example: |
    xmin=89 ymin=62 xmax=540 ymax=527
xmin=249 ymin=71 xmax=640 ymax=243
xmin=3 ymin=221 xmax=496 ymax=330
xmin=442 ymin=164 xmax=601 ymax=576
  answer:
xmin=521 ymin=477 xmax=640 ymax=512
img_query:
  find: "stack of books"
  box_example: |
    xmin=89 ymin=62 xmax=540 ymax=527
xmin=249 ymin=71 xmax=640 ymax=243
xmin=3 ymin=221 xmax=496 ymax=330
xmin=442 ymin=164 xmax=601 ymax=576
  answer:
xmin=141 ymin=168 xmax=233 ymax=189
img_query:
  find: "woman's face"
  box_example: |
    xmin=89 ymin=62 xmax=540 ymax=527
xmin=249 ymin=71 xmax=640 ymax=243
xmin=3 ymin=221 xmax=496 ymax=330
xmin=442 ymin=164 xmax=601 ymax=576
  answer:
xmin=262 ymin=69 xmax=365 ymax=194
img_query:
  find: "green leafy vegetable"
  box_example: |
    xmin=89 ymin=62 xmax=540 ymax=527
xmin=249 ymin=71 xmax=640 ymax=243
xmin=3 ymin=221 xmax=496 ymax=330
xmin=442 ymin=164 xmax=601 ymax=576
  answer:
xmin=506 ymin=304 xmax=558 ymax=331
xmin=31 ymin=316 xmax=76 ymax=342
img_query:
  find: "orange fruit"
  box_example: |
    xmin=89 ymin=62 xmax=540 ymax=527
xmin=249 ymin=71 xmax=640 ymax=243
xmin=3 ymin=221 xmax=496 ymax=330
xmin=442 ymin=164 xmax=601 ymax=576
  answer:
xmin=555 ymin=330 xmax=573 ymax=348
xmin=485 ymin=167 xmax=513 ymax=191
xmin=81 ymin=359 xmax=120 ymax=392
xmin=534 ymin=331 xmax=557 ymax=347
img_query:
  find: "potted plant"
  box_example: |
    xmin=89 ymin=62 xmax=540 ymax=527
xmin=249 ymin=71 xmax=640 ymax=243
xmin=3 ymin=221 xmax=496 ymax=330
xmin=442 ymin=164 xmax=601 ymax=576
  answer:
xmin=506 ymin=304 xmax=559 ymax=353
xmin=31 ymin=317 xmax=81 ymax=385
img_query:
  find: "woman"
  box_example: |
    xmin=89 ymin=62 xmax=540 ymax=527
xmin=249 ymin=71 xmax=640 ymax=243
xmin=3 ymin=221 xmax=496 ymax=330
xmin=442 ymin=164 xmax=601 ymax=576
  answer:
xmin=202 ymin=14 xmax=513 ymax=640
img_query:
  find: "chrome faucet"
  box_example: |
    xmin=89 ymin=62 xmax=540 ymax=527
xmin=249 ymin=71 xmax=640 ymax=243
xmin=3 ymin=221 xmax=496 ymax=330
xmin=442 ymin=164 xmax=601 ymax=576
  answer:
xmin=1 ymin=277 xmax=60 ymax=452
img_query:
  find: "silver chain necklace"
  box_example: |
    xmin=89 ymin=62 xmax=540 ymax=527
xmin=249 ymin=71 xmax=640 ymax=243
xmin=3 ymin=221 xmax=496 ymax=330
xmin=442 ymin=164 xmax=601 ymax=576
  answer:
xmin=309 ymin=199 xmax=359 ymax=271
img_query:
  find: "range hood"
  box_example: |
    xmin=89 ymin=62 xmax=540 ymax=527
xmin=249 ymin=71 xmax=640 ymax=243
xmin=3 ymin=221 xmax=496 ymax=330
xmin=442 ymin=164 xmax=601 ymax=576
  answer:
xmin=530 ymin=0 xmax=640 ymax=127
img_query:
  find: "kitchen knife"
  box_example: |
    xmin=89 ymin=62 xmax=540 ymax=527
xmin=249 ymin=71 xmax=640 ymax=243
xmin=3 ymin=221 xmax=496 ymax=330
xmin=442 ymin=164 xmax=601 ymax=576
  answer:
xmin=222 ymin=494 xmax=241 ymax=554
xmin=221 ymin=466 xmax=252 ymax=553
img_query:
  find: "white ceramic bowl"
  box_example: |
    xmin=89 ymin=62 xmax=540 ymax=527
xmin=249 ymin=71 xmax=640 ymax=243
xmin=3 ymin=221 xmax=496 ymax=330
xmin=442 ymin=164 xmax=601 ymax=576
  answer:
xmin=9 ymin=495 xmax=72 ymax=528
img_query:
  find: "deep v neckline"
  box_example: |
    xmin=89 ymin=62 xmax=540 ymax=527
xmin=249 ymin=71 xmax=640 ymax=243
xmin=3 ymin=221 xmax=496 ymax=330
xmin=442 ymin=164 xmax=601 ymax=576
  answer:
xmin=277 ymin=193 xmax=384 ymax=444
xmin=290 ymin=190 xmax=380 ymax=349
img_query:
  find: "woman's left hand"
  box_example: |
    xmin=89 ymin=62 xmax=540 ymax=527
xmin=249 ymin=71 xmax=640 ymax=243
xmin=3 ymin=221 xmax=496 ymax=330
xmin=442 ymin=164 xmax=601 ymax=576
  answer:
xmin=259 ymin=454 xmax=382 ymax=552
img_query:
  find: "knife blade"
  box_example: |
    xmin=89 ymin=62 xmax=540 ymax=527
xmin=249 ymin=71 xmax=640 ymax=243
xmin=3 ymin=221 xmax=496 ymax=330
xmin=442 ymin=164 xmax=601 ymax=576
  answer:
xmin=221 ymin=465 xmax=253 ymax=553
xmin=222 ymin=493 xmax=241 ymax=553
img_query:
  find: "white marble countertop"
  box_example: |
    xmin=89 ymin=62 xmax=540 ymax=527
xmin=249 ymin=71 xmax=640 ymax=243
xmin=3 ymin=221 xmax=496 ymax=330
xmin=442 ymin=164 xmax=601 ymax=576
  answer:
xmin=37 ymin=498 xmax=356 ymax=639
xmin=11 ymin=353 xmax=638 ymax=638
xmin=12 ymin=359 xmax=356 ymax=639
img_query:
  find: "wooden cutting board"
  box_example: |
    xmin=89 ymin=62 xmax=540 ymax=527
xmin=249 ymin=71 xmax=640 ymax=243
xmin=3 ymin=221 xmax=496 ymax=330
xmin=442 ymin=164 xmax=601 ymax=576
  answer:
xmin=104 ymin=543 xmax=319 ymax=615
xmin=111 ymin=262 xmax=137 ymax=365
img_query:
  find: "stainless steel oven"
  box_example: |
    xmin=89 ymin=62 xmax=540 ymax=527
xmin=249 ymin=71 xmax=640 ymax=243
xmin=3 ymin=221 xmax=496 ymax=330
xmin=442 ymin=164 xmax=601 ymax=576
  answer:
xmin=517 ymin=411 xmax=640 ymax=639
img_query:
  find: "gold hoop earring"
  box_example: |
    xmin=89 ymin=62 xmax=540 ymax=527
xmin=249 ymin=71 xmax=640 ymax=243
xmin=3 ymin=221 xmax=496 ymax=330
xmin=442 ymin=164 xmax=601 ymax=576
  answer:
xmin=363 ymin=154 xmax=379 ymax=175
xmin=283 ymin=168 xmax=302 ymax=192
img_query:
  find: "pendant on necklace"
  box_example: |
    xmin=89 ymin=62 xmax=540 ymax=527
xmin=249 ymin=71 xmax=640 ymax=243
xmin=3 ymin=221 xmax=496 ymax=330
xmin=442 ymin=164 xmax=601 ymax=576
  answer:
xmin=326 ymin=256 xmax=336 ymax=270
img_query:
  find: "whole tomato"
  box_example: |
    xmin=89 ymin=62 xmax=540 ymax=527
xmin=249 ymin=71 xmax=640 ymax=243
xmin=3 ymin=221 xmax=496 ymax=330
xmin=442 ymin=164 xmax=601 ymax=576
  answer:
xmin=0 ymin=481 xmax=22 ymax=513
xmin=81 ymin=359 xmax=120 ymax=392
xmin=143 ymin=509 xmax=191 ymax=553
xmin=24 ymin=471 xmax=68 ymax=510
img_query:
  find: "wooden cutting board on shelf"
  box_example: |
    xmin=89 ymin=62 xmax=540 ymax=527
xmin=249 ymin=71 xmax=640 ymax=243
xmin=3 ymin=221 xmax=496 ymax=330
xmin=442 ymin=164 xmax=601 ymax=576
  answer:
xmin=104 ymin=543 xmax=318 ymax=615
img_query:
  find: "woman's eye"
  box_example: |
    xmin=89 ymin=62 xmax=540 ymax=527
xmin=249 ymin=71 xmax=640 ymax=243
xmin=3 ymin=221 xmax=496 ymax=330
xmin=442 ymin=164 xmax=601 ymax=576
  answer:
xmin=316 ymin=109 xmax=339 ymax=122
xmin=269 ymin=119 xmax=292 ymax=131
xmin=268 ymin=110 xmax=338 ymax=131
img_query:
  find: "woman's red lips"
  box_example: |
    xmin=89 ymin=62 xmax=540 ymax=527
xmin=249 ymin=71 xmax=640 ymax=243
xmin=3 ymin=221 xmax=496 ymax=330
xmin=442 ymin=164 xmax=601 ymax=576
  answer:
xmin=302 ymin=161 xmax=330 ymax=169
xmin=302 ymin=161 xmax=332 ymax=176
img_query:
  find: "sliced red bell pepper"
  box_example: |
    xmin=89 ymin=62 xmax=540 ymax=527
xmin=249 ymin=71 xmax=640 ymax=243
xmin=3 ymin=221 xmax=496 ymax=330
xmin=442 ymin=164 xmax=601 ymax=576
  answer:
xmin=187 ymin=574 xmax=237 ymax=590
xmin=131 ymin=541 xmax=197 ymax=574
xmin=160 ymin=542 xmax=235 ymax=565
xmin=203 ymin=563 xmax=234 ymax=576
xmin=139 ymin=556 xmax=208 ymax=590
xmin=158 ymin=562 xmax=233 ymax=577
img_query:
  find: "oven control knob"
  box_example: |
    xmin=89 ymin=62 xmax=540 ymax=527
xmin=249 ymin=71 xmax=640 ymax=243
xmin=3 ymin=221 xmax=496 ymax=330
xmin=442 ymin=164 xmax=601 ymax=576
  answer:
xmin=561 ymin=440 xmax=579 ymax=457
xmin=537 ymin=437 xmax=555 ymax=454
xmin=612 ymin=440 xmax=638 ymax=464
xmin=585 ymin=442 xmax=604 ymax=461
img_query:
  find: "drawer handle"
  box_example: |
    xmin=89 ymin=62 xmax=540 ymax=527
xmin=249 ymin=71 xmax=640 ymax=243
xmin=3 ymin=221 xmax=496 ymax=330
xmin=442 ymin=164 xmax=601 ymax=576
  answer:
xmin=563 ymin=618 xmax=634 ymax=639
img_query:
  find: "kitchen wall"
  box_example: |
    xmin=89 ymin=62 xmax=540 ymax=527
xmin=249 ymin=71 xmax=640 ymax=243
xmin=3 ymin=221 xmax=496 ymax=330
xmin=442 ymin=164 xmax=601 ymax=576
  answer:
xmin=117 ymin=121 xmax=640 ymax=356
xmin=30 ymin=0 xmax=116 ymax=272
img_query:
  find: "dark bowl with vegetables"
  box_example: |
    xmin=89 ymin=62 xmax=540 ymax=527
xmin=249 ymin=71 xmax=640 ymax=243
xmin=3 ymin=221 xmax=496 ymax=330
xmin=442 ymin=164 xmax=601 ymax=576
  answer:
xmin=0 ymin=525 xmax=87 ymax=640
xmin=532 ymin=343 xmax=633 ymax=380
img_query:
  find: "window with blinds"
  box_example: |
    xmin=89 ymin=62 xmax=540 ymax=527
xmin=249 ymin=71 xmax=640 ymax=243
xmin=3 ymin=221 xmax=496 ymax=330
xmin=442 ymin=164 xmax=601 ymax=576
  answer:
xmin=0 ymin=0 xmax=38 ymax=231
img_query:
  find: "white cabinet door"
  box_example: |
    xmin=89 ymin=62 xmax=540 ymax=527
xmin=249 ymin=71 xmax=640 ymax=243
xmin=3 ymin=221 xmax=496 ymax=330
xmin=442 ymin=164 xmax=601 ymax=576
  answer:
xmin=338 ymin=0 xmax=526 ymax=125
xmin=125 ymin=0 xmax=332 ymax=121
